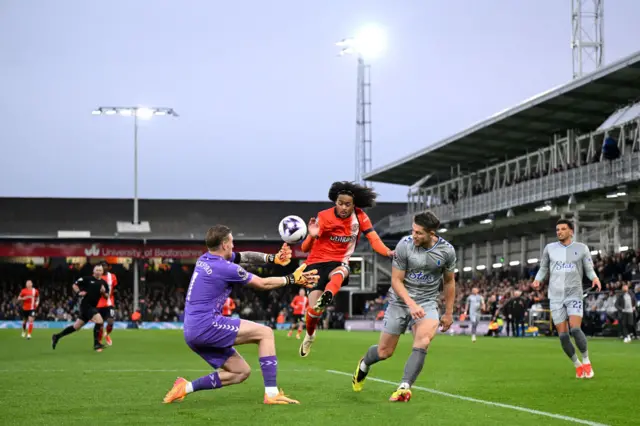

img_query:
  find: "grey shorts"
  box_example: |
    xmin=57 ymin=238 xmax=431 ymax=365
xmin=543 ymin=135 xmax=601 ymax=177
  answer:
xmin=550 ymin=298 xmax=583 ymax=324
xmin=469 ymin=315 xmax=479 ymax=325
xmin=383 ymin=301 xmax=439 ymax=335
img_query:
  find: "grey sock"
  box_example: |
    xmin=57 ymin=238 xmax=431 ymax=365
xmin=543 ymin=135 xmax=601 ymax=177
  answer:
xmin=570 ymin=327 xmax=588 ymax=358
xmin=471 ymin=321 xmax=478 ymax=335
xmin=363 ymin=345 xmax=381 ymax=366
xmin=401 ymin=347 xmax=427 ymax=386
xmin=559 ymin=332 xmax=577 ymax=362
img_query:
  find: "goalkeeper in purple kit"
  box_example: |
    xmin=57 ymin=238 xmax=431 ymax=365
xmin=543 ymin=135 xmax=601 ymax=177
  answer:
xmin=163 ymin=225 xmax=319 ymax=405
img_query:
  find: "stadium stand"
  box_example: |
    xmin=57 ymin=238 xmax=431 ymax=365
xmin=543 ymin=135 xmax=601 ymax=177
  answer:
xmin=0 ymin=198 xmax=405 ymax=240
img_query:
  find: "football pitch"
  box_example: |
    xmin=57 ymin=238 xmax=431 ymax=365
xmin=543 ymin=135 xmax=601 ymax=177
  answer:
xmin=1 ymin=329 xmax=637 ymax=426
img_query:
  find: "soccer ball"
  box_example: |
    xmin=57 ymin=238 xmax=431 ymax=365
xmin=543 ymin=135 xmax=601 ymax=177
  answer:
xmin=278 ymin=215 xmax=307 ymax=244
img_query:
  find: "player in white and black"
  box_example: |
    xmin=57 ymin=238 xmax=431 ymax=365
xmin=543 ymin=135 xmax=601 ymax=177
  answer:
xmin=532 ymin=219 xmax=601 ymax=378
xmin=51 ymin=264 xmax=108 ymax=352
xmin=351 ymin=211 xmax=456 ymax=402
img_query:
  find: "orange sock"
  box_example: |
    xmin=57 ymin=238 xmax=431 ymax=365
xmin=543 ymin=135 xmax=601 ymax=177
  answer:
xmin=305 ymin=308 xmax=322 ymax=336
xmin=325 ymin=273 xmax=345 ymax=296
xmin=28 ymin=323 xmax=33 ymax=335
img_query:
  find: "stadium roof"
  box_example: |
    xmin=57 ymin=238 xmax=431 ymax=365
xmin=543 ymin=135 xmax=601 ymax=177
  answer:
xmin=0 ymin=197 xmax=405 ymax=241
xmin=365 ymin=49 xmax=640 ymax=186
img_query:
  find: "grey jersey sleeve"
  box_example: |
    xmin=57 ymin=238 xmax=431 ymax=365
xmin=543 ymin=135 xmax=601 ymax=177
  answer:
xmin=391 ymin=237 xmax=410 ymax=271
xmin=581 ymin=244 xmax=597 ymax=281
xmin=443 ymin=244 xmax=457 ymax=272
xmin=534 ymin=245 xmax=550 ymax=281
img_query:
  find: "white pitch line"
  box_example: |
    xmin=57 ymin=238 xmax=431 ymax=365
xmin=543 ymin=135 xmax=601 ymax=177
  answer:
xmin=326 ymin=370 xmax=608 ymax=426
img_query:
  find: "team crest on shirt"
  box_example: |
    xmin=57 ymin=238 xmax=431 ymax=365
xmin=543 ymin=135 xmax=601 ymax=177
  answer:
xmin=237 ymin=266 xmax=248 ymax=279
xmin=351 ymin=223 xmax=359 ymax=233
xmin=436 ymin=260 xmax=441 ymax=266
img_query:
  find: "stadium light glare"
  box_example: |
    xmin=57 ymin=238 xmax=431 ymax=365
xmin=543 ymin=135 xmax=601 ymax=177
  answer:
xmin=462 ymin=266 xmax=472 ymax=272
xmin=454 ymin=268 xmax=459 ymax=273
xmin=336 ymin=24 xmax=387 ymax=60
xmin=527 ymin=258 xmax=539 ymax=264
xmin=590 ymin=250 xmax=599 ymax=255
xmin=619 ymin=246 xmax=629 ymax=252
xmin=509 ymin=260 xmax=521 ymax=266
xmin=437 ymin=228 xmax=447 ymax=233
xmin=492 ymin=263 xmax=503 ymax=269
xmin=479 ymin=218 xmax=492 ymax=225
xmin=136 ymin=107 xmax=154 ymax=119
xmin=476 ymin=265 xmax=486 ymax=271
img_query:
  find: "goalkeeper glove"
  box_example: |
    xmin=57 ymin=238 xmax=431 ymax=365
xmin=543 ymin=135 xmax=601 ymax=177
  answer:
xmin=267 ymin=243 xmax=292 ymax=266
xmin=284 ymin=263 xmax=318 ymax=288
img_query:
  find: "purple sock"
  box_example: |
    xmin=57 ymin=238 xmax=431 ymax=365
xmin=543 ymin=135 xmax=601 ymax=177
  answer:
xmin=259 ymin=356 xmax=278 ymax=387
xmin=192 ymin=372 xmax=222 ymax=392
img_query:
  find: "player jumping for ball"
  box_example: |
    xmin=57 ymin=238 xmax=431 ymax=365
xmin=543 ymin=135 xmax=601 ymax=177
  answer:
xmin=352 ymin=211 xmax=456 ymax=402
xmin=298 ymin=181 xmax=394 ymax=357
xmin=162 ymin=225 xmax=319 ymax=405
xmin=532 ymin=219 xmax=601 ymax=379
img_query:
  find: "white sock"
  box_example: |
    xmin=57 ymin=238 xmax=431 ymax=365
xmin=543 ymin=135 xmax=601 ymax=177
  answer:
xmin=360 ymin=360 xmax=369 ymax=373
xmin=185 ymin=382 xmax=194 ymax=394
xmin=399 ymin=382 xmax=411 ymax=390
xmin=582 ymin=356 xmax=590 ymax=365
xmin=265 ymin=386 xmax=279 ymax=397
xmin=572 ymin=358 xmax=582 ymax=367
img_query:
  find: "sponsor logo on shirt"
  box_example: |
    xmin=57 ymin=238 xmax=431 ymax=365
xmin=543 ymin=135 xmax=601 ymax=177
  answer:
xmin=407 ymin=271 xmax=436 ymax=283
xmin=553 ymin=261 xmax=577 ymax=271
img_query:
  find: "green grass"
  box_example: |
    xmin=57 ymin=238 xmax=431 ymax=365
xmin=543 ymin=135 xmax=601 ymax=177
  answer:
xmin=1 ymin=329 xmax=637 ymax=426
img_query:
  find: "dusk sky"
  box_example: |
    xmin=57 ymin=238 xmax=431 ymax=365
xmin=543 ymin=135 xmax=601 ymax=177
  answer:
xmin=1 ymin=0 xmax=639 ymax=202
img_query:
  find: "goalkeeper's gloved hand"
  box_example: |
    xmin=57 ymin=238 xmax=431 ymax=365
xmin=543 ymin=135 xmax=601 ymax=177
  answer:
xmin=285 ymin=263 xmax=319 ymax=288
xmin=267 ymin=243 xmax=292 ymax=266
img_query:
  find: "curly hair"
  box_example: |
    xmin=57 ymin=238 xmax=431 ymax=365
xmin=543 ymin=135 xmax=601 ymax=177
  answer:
xmin=328 ymin=181 xmax=378 ymax=209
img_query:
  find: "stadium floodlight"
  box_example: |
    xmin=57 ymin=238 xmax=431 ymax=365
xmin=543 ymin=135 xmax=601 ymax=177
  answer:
xmin=336 ymin=24 xmax=388 ymax=60
xmin=336 ymin=24 xmax=387 ymax=185
xmin=509 ymin=260 xmax=521 ymax=267
xmin=93 ymin=105 xmax=179 ymax=312
xmin=92 ymin=106 xmax=179 ymax=225
xmin=527 ymin=258 xmax=539 ymax=264
xmin=476 ymin=265 xmax=486 ymax=271
xmin=462 ymin=266 xmax=472 ymax=272
xmin=619 ymin=246 xmax=629 ymax=252
xmin=492 ymin=263 xmax=503 ymax=269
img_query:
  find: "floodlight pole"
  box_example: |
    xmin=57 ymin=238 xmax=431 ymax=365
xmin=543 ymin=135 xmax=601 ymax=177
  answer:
xmin=93 ymin=106 xmax=178 ymax=313
xmin=339 ymin=44 xmax=373 ymax=186
xmin=133 ymin=113 xmax=139 ymax=225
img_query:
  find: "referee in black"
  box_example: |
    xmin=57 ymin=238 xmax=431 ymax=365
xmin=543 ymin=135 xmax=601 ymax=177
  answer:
xmin=52 ymin=264 xmax=108 ymax=352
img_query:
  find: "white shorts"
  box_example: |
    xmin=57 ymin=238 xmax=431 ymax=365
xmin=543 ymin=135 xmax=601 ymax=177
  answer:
xmin=383 ymin=301 xmax=439 ymax=335
xmin=550 ymin=298 xmax=583 ymax=324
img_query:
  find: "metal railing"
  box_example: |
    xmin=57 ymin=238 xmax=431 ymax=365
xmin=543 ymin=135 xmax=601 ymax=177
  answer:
xmin=376 ymin=152 xmax=640 ymax=236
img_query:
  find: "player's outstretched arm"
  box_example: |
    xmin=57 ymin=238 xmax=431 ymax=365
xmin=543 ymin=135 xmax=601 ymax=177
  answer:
xmin=364 ymin=230 xmax=393 ymax=257
xmin=246 ymin=264 xmax=319 ymax=291
xmin=301 ymin=217 xmax=321 ymax=253
xmin=235 ymin=244 xmax=292 ymax=266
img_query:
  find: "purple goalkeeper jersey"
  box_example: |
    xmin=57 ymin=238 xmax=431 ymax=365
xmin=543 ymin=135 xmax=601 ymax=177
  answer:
xmin=184 ymin=252 xmax=253 ymax=330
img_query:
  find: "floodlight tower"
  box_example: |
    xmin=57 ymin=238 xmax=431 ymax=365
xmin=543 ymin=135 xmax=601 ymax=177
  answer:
xmin=337 ymin=25 xmax=387 ymax=186
xmin=92 ymin=106 xmax=179 ymax=311
xmin=571 ymin=0 xmax=604 ymax=79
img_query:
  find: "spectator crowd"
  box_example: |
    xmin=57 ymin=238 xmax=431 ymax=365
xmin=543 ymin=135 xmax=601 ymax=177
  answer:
xmin=1 ymin=249 xmax=638 ymax=338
